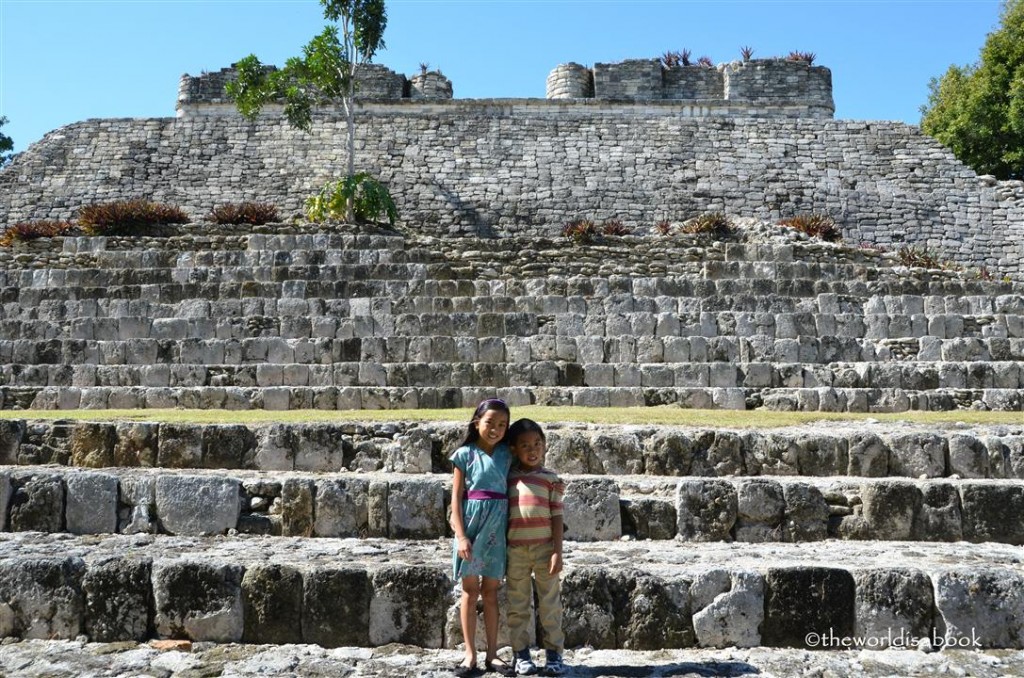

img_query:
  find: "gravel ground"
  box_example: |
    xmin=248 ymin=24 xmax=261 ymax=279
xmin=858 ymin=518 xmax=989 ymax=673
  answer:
xmin=2 ymin=640 xmax=1024 ymax=678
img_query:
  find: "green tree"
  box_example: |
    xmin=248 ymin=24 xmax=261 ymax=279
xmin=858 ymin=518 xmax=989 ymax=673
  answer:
xmin=0 ymin=117 xmax=13 ymax=167
xmin=227 ymin=0 xmax=390 ymax=222
xmin=921 ymin=0 xmax=1024 ymax=179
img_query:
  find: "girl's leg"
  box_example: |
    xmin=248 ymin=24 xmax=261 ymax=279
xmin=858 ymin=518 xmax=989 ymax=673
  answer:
xmin=480 ymin=576 xmax=502 ymax=662
xmin=460 ymin=576 xmax=481 ymax=667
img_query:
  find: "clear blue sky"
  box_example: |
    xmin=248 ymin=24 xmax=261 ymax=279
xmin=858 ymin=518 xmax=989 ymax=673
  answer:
xmin=0 ymin=0 xmax=1005 ymax=154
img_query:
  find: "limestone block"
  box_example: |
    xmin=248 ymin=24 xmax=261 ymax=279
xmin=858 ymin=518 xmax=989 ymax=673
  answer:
xmin=292 ymin=425 xmax=349 ymax=473
xmin=912 ymin=482 xmax=962 ymax=541
xmin=782 ymin=483 xmax=828 ymax=542
xmin=314 ymin=478 xmax=369 ymax=538
xmin=65 ymin=472 xmax=118 ymax=534
xmin=0 ymin=420 xmax=25 ymax=465
xmin=157 ymin=424 xmax=203 ymax=468
xmin=620 ymin=574 xmax=693 ymax=650
xmin=676 ymin=479 xmax=736 ymax=541
xmin=382 ymin=428 xmax=432 ymax=473
xmin=9 ymin=473 xmax=64 ymax=532
xmin=281 ymin=478 xmax=315 ymax=537
xmin=202 ymin=425 xmax=256 ymax=470
xmin=113 ymin=422 xmax=158 ymax=467
xmin=960 ymin=484 xmax=1024 ymax=544
xmin=699 ymin=431 xmax=745 ymax=477
xmin=744 ymin=433 xmax=800 ymax=476
xmin=0 ymin=557 xmax=85 ymax=639
xmin=621 ymin=498 xmax=676 ymax=539
xmin=155 ymin=475 xmax=241 ymax=536
xmin=303 ymin=568 xmax=371 ymax=647
xmin=153 ymin=561 xmax=244 ymax=642
xmin=545 ymin=431 xmax=599 ymax=475
xmin=386 ymin=479 xmax=444 ymax=539
xmin=936 ymin=569 xmax=1024 ymax=648
xmin=589 ymin=433 xmax=643 ymax=475
xmin=763 ymin=567 xmax=855 ymax=648
xmin=860 ymin=481 xmax=919 ymax=540
xmin=370 ymin=565 xmax=448 ymax=647
xmin=241 ymin=564 xmax=304 ymax=645
xmin=796 ymin=435 xmax=848 ymax=476
xmin=847 ymin=433 xmax=889 ymax=477
xmin=642 ymin=431 xmax=695 ymax=476
xmin=561 ymin=569 xmax=627 ymax=649
xmin=82 ymin=557 xmax=152 ymax=642
xmin=735 ymin=479 xmax=785 ymax=542
xmin=253 ymin=424 xmax=296 ymax=471
xmin=886 ymin=433 xmax=946 ymax=478
xmin=690 ymin=569 xmax=764 ymax=648
xmin=70 ymin=422 xmax=117 ymax=468
xmin=563 ymin=478 xmax=621 ymax=541
xmin=948 ymin=434 xmax=989 ymax=478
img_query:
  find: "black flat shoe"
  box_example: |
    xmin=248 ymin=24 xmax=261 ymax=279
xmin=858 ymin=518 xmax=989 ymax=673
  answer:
xmin=453 ymin=663 xmax=479 ymax=677
xmin=485 ymin=659 xmax=515 ymax=677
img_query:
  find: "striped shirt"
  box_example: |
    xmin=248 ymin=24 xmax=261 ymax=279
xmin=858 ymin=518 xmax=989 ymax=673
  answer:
xmin=507 ymin=466 xmax=565 ymax=546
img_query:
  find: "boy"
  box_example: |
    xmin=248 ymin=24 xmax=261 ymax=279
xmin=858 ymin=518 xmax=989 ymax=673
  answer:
xmin=506 ymin=418 xmax=566 ymax=676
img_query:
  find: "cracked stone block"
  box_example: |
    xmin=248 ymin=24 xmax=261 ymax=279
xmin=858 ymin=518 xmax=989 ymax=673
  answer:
xmin=763 ymin=567 xmax=855 ymax=648
xmin=313 ymin=478 xmax=369 ymax=538
xmin=155 ymin=475 xmax=241 ymax=536
xmin=960 ymin=484 xmax=1024 ymax=544
xmin=241 ymin=564 xmax=303 ymax=645
xmin=948 ymin=434 xmax=989 ymax=478
xmin=202 ymin=425 xmax=257 ymax=470
xmin=735 ymin=479 xmax=785 ymax=542
xmin=642 ymin=431 xmax=695 ymax=476
xmin=564 ymin=478 xmax=622 ymax=541
xmin=0 ymin=420 xmax=25 ymax=465
xmin=621 ymin=498 xmax=677 ymax=540
xmin=782 ymin=483 xmax=828 ymax=542
xmin=0 ymin=557 xmax=85 ymax=640
xmin=9 ymin=473 xmax=64 ymax=533
xmin=65 ymin=472 xmax=118 ymax=534
xmin=860 ymin=481 xmax=920 ymax=541
xmin=620 ymin=574 xmax=693 ymax=650
xmin=690 ymin=569 xmax=764 ymax=648
xmin=590 ymin=434 xmax=643 ymax=475
xmin=887 ymin=433 xmax=946 ymax=478
xmin=303 ymin=568 xmax=371 ymax=647
xmin=153 ymin=561 xmax=244 ymax=642
xmin=562 ymin=569 xmax=627 ymax=649
xmin=847 ymin=433 xmax=889 ymax=477
xmin=854 ymin=568 xmax=933 ymax=649
xmin=677 ymin=479 xmax=737 ymax=542
xmin=912 ymin=482 xmax=963 ymax=542
xmin=388 ymin=479 xmax=445 ymax=539
xmin=936 ymin=569 xmax=1024 ymax=648
xmin=83 ymin=557 xmax=152 ymax=642
xmin=370 ymin=565 xmax=448 ymax=647
xmin=157 ymin=424 xmax=203 ymax=468
xmin=70 ymin=422 xmax=117 ymax=468
xmin=113 ymin=423 xmax=158 ymax=467
xmin=281 ymin=478 xmax=315 ymax=537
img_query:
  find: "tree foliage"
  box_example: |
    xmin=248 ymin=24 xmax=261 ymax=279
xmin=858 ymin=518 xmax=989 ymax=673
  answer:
xmin=921 ymin=0 xmax=1024 ymax=179
xmin=226 ymin=0 xmax=391 ymax=222
xmin=0 ymin=117 xmax=13 ymax=168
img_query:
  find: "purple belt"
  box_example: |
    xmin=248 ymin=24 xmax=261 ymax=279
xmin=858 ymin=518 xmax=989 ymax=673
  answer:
xmin=467 ymin=490 xmax=507 ymax=500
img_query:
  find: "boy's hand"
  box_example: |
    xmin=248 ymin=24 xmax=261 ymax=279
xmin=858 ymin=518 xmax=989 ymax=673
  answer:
xmin=549 ymin=551 xmax=563 ymax=575
xmin=458 ymin=537 xmax=473 ymax=561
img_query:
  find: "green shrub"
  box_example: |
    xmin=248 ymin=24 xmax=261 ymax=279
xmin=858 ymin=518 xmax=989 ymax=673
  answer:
xmin=0 ymin=220 xmax=75 ymax=247
xmin=562 ymin=218 xmax=598 ymax=245
xmin=305 ymin=173 xmax=398 ymax=225
xmin=78 ymin=200 xmax=188 ymax=235
xmin=681 ymin=212 xmax=733 ymax=239
xmin=778 ymin=213 xmax=842 ymax=242
xmin=210 ymin=202 xmax=279 ymax=225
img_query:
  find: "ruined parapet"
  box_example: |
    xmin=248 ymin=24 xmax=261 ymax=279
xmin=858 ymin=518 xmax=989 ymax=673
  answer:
xmin=723 ymin=58 xmax=833 ymax=114
xmin=409 ymin=71 xmax=453 ymax=100
xmin=593 ymin=59 xmax=664 ymax=100
xmin=353 ymin=63 xmax=407 ymax=100
xmin=662 ymin=65 xmax=724 ymax=100
xmin=546 ymin=63 xmax=594 ymax=99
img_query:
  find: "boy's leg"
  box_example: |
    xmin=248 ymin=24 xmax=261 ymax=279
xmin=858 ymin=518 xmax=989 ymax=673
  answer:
xmin=531 ymin=543 xmax=564 ymax=653
xmin=505 ymin=545 xmax=534 ymax=653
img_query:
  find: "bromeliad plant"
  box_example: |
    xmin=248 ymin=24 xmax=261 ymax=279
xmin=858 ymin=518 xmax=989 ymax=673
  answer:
xmin=0 ymin=220 xmax=75 ymax=247
xmin=778 ymin=213 xmax=842 ymax=242
xmin=210 ymin=202 xmax=279 ymax=225
xmin=227 ymin=0 xmax=396 ymax=225
xmin=562 ymin=218 xmax=598 ymax=245
xmin=77 ymin=200 xmax=188 ymax=235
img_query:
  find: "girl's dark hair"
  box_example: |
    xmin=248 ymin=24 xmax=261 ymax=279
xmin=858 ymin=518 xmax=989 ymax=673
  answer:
xmin=460 ymin=398 xmax=512 ymax=447
xmin=508 ymin=418 xmax=545 ymax=444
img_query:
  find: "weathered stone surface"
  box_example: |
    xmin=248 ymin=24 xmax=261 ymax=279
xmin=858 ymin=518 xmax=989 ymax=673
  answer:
xmin=763 ymin=567 xmax=855 ymax=648
xmin=620 ymin=574 xmax=693 ymax=650
xmin=642 ymin=431 xmax=694 ymax=476
xmin=65 ymin=472 xmax=118 ymax=534
xmin=936 ymin=569 xmax=1024 ymax=648
xmin=913 ymin=482 xmax=963 ymax=541
xmin=157 ymin=424 xmax=202 ymax=468
xmin=280 ymin=478 xmax=315 ymax=537
xmin=202 ymin=425 xmax=256 ymax=469
xmin=383 ymin=429 xmax=433 ymax=473
xmin=677 ymin=479 xmax=737 ymax=541
xmin=155 ymin=475 xmax=241 ymax=536
xmin=690 ymin=569 xmax=764 ymax=648
xmin=744 ymin=433 xmax=800 ymax=475
xmin=887 ymin=433 xmax=946 ymax=478
xmin=303 ymin=568 xmax=371 ymax=647
xmin=8 ymin=473 xmax=64 ymax=532
xmin=292 ymin=425 xmax=350 ymax=473
xmin=590 ymin=434 xmax=643 ymax=475
xmin=314 ymin=478 xmax=369 ymax=538
xmin=781 ymin=482 xmax=828 ymax=542
xmin=387 ymin=479 xmax=445 ymax=539
xmin=859 ymin=481 xmax=920 ymax=541
xmin=846 ymin=433 xmax=889 ymax=477
xmin=0 ymin=472 xmax=9 ymax=532
xmin=69 ymin=422 xmax=117 ymax=468
xmin=153 ymin=561 xmax=244 ymax=642
xmin=369 ymin=565 xmax=448 ymax=647
xmin=113 ymin=422 xmax=158 ymax=467
xmin=960 ymin=484 xmax=1024 ymax=545
xmin=698 ymin=431 xmax=746 ymax=476
xmin=796 ymin=435 xmax=848 ymax=476
xmin=0 ymin=420 xmax=24 ymax=465
xmin=563 ymin=478 xmax=622 ymax=541
xmin=0 ymin=557 xmax=84 ymax=640
xmin=82 ymin=557 xmax=152 ymax=642
xmin=545 ymin=431 xmax=599 ymax=474
xmin=241 ymin=564 xmax=303 ymax=645
xmin=854 ymin=568 xmax=933 ymax=648
xmin=735 ymin=479 xmax=785 ymax=542
xmin=948 ymin=434 xmax=990 ymax=478
xmin=621 ymin=498 xmax=676 ymax=540
xmin=562 ymin=569 xmax=628 ymax=649
xmin=253 ymin=424 xmax=296 ymax=471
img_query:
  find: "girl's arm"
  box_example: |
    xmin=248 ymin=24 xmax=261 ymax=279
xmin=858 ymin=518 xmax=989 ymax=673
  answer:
xmin=451 ymin=466 xmax=472 ymax=562
xmin=549 ymin=514 xmax=564 ymax=575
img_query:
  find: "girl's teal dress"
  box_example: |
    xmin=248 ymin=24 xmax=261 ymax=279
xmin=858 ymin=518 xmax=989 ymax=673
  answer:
xmin=451 ymin=442 xmax=512 ymax=579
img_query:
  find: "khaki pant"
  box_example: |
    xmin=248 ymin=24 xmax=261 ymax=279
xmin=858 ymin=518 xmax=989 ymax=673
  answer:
xmin=507 ymin=543 xmax=564 ymax=652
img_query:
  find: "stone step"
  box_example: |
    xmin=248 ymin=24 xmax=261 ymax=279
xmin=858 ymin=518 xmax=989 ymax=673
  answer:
xmin=3 ymin=359 xmax=1022 ymax=393
xmin=11 ymin=384 xmax=1024 ymax=412
xmin=4 ymin=419 xmax=1021 ymax=480
xmin=3 ymin=464 xmax=1024 ymax=545
xmin=0 ymin=533 xmax=1022 ymax=648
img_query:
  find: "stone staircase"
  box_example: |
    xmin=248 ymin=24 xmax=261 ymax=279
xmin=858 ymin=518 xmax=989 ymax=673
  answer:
xmin=0 ymin=222 xmax=1023 ymax=667
xmin=0 ymin=224 xmax=1022 ymax=413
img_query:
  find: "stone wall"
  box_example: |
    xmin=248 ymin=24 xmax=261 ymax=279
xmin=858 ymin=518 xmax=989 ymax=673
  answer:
xmin=1 ymin=104 xmax=1020 ymax=274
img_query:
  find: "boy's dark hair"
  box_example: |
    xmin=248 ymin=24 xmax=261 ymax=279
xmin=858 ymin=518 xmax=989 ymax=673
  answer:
xmin=460 ymin=398 xmax=512 ymax=447
xmin=508 ymin=418 xmax=546 ymax=444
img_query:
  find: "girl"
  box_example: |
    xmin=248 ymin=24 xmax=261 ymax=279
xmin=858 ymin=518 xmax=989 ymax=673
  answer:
xmin=450 ymin=398 xmax=514 ymax=677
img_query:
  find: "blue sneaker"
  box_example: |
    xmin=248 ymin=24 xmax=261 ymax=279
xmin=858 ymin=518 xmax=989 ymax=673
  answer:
xmin=543 ymin=650 xmax=565 ymax=676
xmin=514 ymin=649 xmax=537 ymax=675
